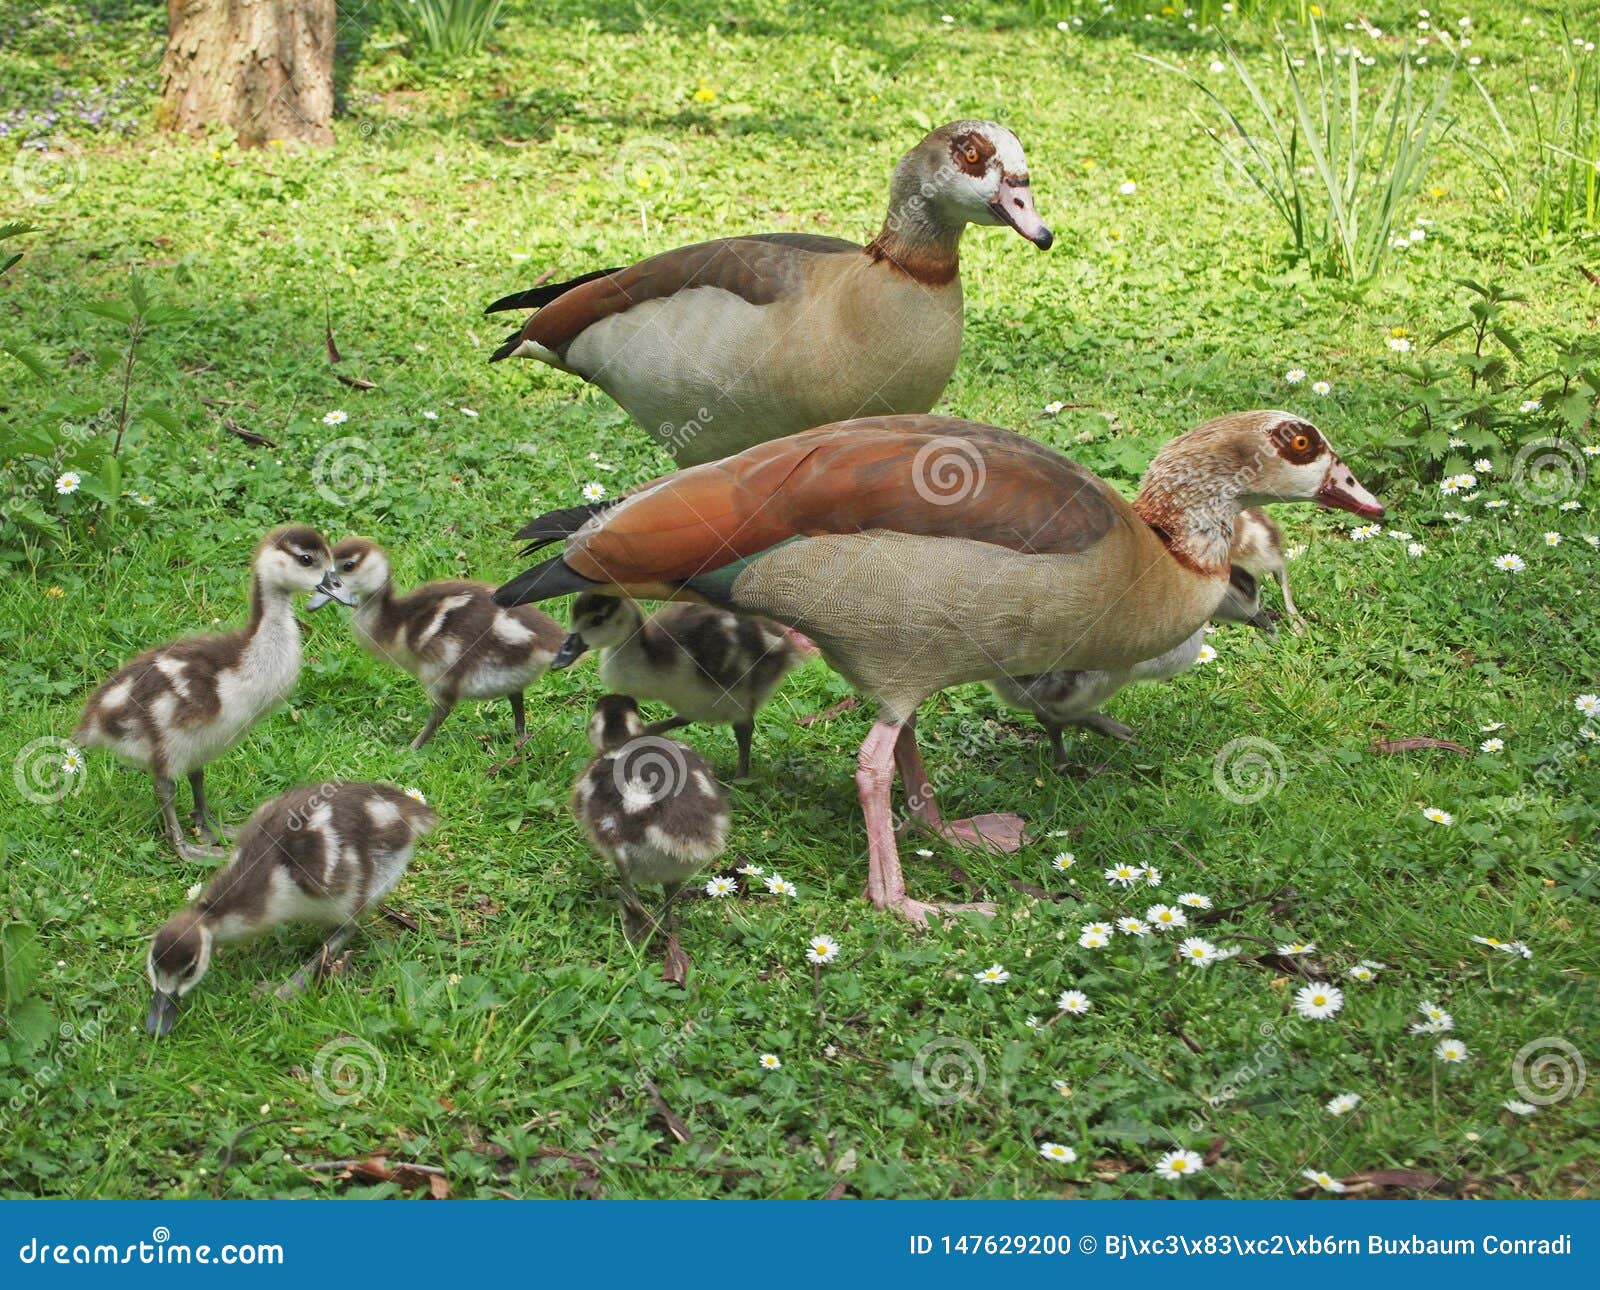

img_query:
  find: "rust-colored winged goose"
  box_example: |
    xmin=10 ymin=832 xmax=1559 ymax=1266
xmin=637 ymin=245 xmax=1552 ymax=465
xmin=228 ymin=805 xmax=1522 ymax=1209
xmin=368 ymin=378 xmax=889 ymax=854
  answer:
xmin=310 ymin=538 xmax=563 ymax=749
xmin=145 ymin=781 xmax=437 ymax=1035
xmin=485 ymin=121 xmax=1052 ymax=466
xmin=494 ymin=412 xmax=1382 ymax=926
xmin=554 ymin=593 xmax=801 ymax=778
xmin=76 ymin=526 xmax=352 ymax=861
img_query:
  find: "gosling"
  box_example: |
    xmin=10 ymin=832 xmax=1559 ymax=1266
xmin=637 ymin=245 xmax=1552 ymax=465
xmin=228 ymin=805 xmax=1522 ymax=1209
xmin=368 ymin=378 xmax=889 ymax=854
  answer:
xmin=571 ymin=695 xmax=729 ymax=944
xmin=312 ymin=537 xmax=563 ymax=749
xmin=555 ymin=593 xmax=801 ymax=778
xmin=145 ymin=781 xmax=437 ymax=1035
xmin=76 ymin=525 xmax=352 ymax=861
xmin=1233 ymin=505 xmax=1303 ymax=629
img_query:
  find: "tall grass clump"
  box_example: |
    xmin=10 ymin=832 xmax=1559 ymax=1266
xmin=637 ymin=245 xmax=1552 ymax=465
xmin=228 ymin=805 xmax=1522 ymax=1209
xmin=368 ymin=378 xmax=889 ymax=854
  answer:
xmin=391 ymin=0 xmax=507 ymax=58
xmin=1149 ymin=22 xmax=1454 ymax=279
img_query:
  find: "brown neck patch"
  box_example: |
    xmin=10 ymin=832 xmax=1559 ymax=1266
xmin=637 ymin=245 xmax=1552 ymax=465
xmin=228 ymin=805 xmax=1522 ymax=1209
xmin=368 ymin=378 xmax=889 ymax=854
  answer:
xmin=863 ymin=232 xmax=959 ymax=285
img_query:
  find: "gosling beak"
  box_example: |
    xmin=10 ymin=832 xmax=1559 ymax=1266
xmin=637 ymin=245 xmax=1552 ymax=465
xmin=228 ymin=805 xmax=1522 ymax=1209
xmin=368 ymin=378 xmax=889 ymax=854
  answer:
xmin=1244 ymin=607 xmax=1280 ymax=640
xmin=989 ymin=176 xmax=1053 ymax=249
xmin=1316 ymin=457 xmax=1385 ymax=519
xmin=551 ymin=632 xmax=589 ymax=670
xmin=146 ymin=990 xmax=179 ymax=1038
xmin=311 ymin=570 xmax=356 ymax=609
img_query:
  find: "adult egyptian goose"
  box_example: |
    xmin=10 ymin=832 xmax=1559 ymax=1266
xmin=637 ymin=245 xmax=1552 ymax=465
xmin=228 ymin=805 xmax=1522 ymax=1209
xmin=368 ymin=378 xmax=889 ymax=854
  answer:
xmin=496 ymin=412 xmax=1381 ymax=926
xmin=76 ymin=526 xmax=352 ymax=862
xmin=991 ymin=511 xmax=1280 ymax=763
xmin=554 ymin=593 xmax=801 ymax=778
xmin=311 ymin=538 xmax=564 ymax=749
xmin=571 ymin=695 xmax=729 ymax=944
xmin=1233 ymin=504 xmax=1303 ymax=629
xmin=484 ymin=121 xmax=1051 ymax=466
xmin=145 ymin=781 xmax=437 ymax=1036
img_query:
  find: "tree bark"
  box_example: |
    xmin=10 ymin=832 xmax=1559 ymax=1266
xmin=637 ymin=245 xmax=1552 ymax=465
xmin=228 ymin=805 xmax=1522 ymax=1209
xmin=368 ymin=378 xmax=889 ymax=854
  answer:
xmin=160 ymin=0 xmax=336 ymax=148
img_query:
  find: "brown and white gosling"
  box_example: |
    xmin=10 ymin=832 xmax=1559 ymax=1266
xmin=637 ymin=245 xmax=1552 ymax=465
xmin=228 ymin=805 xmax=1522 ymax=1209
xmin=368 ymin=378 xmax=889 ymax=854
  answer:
xmin=555 ymin=592 xmax=801 ymax=779
xmin=989 ymin=562 xmax=1273 ymax=765
xmin=311 ymin=538 xmax=564 ymax=749
xmin=571 ymin=695 xmax=729 ymax=945
xmin=1232 ymin=505 xmax=1303 ymax=629
xmin=76 ymin=525 xmax=352 ymax=861
xmin=145 ymin=781 xmax=437 ymax=1036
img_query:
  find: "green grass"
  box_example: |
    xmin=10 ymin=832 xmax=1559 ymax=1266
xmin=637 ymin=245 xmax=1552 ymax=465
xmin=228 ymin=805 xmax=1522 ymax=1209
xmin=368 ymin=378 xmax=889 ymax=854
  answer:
xmin=1 ymin=1 xmax=1597 ymax=1198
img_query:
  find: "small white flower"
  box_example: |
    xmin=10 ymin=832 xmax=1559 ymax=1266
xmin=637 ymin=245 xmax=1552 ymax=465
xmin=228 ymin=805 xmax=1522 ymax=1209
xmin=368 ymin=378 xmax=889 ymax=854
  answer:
xmin=974 ymin=963 xmax=1010 ymax=984
xmin=185 ymin=882 xmax=204 ymax=902
xmin=1544 ymin=531 xmax=1562 ymax=547
xmin=582 ymin=481 xmax=606 ymax=501
xmin=736 ymin=863 xmax=764 ymax=876
xmin=134 ymin=492 xmax=154 ymax=506
xmin=1479 ymin=737 xmax=1504 ymax=753
xmin=1417 ymin=1001 xmax=1453 ymax=1029
xmin=1178 ymin=937 xmax=1220 ymax=966
xmin=1051 ymin=852 xmax=1075 ymax=871
xmin=1154 ymin=1148 xmax=1204 ymax=1180
xmin=914 ymin=848 xmax=935 ymax=858
xmin=1502 ymin=1100 xmax=1537 ymax=1116
xmin=1176 ymin=892 xmax=1212 ymax=909
xmin=765 ymin=875 xmax=797 ymax=897
xmin=1285 ymin=544 xmax=1306 ymax=560
xmin=1104 ymin=864 xmax=1145 ymax=887
xmin=1576 ymin=694 xmax=1600 ymax=718
xmin=1480 ymin=721 xmax=1505 ymax=732
xmin=1484 ymin=498 xmax=1509 ymax=509
xmin=1039 ymin=1142 xmax=1078 ymax=1163
xmin=322 ymin=409 xmax=348 ymax=425
xmin=1117 ymin=917 xmax=1150 ymax=937
xmin=1409 ymin=227 xmax=1426 ymax=243
xmin=1051 ymin=1078 xmax=1070 ymax=1096
xmin=705 ymin=876 xmax=737 ymax=898
xmin=758 ymin=1053 xmax=782 ymax=1071
xmin=1209 ymin=59 xmax=1226 ymax=72
xmin=1448 ymin=436 xmax=1467 ymax=448
xmin=1350 ymin=523 xmax=1381 ymax=541
xmin=1146 ymin=904 xmax=1187 ymax=931
xmin=1057 ymin=989 xmax=1092 ymax=1015
xmin=1585 ymin=444 xmax=1600 ymax=457
xmin=1559 ymin=500 xmax=1582 ymax=511
xmin=1285 ymin=368 xmax=1306 ymax=384
xmin=54 ymin=471 xmax=81 ymax=495
xmin=1388 ymin=336 xmax=1413 ymax=352
xmin=1195 ymin=643 xmax=1217 ymax=665
xmin=1144 ymin=866 xmax=1162 ymax=888
xmin=1471 ymin=935 xmax=1531 ymax=958
xmin=1435 ymin=1039 xmax=1470 ymax=1063
xmin=1276 ymin=941 xmax=1317 ymax=956
xmin=59 ymin=748 xmax=84 ymax=775
xmin=1302 ymin=1169 xmax=1346 ymax=1193
xmin=1473 ymin=458 xmax=1492 ymax=473
xmin=1119 ymin=180 xmax=1138 ymax=195
xmin=1407 ymin=542 xmax=1426 ymax=557
xmin=1346 ymin=964 xmax=1375 ymax=982
xmin=403 ymin=787 xmax=426 ymax=804
xmin=1520 ymin=398 xmax=1541 ymax=413
xmin=805 ymin=934 xmax=840 ymax=964
xmin=1325 ymin=1092 xmax=1361 ymax=1115
xmin=422 ymin=410 xmax=438 ymax=420
xmin=1043 ymin=400 xmax=1066 ymax=415
xmin=460 ymin=406 xmax=479 ymax=417
xmin=1077 ymin=929 xmax=1111 ymax=950
xmin=1025 ymin=1015 xmax=1041 ymax=1029
xmin=1293 ymin=983 xmax=1345 ymax=1020
xmin=1421 ymin=806 xmax=1453 ymax=825
xmin=1312 ymin=380 xmax=1331 ymax=396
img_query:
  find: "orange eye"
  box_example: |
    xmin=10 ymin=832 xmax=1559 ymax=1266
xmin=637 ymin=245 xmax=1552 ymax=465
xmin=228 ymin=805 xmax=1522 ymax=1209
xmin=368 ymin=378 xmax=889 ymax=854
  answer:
xmin=1292 ymin=434 xmax=1310 ymax=452
xmin=964 ymin=146 xmax=980 ymax=164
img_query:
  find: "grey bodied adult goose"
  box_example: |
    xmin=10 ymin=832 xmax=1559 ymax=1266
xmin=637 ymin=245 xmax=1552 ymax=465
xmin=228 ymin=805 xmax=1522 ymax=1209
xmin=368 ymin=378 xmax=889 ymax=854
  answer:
xmin=554 ymin=593 xmax=801 ymax=778
xmin=145 ymin=781 xmax=437 ymax=1036
xmin=312 ymin=537 xmax=564 ymax=749
xmin=485 ymin=120 xmax=1052 ymax=466
xmin=496 ymin=412 xmax=1382 ymax=926
xmin=76 ymin=526 xmax=353 ymax=861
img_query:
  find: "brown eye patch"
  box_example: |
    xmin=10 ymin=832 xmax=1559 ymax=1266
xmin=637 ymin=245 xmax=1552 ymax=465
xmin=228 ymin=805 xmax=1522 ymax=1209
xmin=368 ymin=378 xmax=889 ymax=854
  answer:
xmin=951 ymin=132 xmax=995 ymax=176
xmin=1270 ymin=419 xmax=1323 ymax=465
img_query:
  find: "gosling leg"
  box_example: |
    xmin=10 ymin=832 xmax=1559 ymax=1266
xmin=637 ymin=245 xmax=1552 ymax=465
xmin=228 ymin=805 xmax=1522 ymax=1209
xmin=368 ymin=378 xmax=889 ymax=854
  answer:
xmin=275 ymin=924 xmax=358 ymax=1000
xmin=732 ymin=719 xmax=754 ymax=780
xmin=187 ymin=769 xmax=234 ymax=845
xmin=410 ymin=699 xmax=454 ymax=750
xmin=157 ymin=775 xmax=224 ymax=863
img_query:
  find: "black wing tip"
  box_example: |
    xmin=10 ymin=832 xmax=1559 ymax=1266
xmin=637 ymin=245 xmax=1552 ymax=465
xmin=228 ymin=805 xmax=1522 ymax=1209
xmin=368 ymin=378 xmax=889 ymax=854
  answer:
xmin=489 ymin=329 xmax=523 ymax=363
xmin=494 ymin=556 xmax=599 ymax=607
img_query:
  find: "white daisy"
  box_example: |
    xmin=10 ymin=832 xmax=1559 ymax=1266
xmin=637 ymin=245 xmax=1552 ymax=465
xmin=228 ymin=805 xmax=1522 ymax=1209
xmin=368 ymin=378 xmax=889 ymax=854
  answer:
xmin=402 ymin=787 xmax=426 ymax=803
xmin=1276 ymin=941 xmax=1316 ymax=956
xmin=1302 ymin=1169 xmax=1346 ymax=1193
xmin=1025 ymin=1015 xmax=1041 ymax=1029
xmin=1057 ymin=989 xmax=1092 ymax=1015
xmin=1285 ymin=368 xmax=1306 ymax=383
xmin=1051 ymin=852 xmax=1075 ymax=871
xmin=1519 ymin=398 xmax=1541 ymax=413
xmin=1416 ymin=1001 xmax=1454 ymax=1032
xmin=1407 ymin=542 xmax=1426 ymax=557
xmin=1039 ymin=1142 xmax=1077 ymax=1163
xmin=54 ymin=471 xmax=81 ymax=495
xmin=1421 ymin=806 xmax=1454 ymax=825
xmin=974 ymin=963 xmax=1010 ymax=984
xmin=1448 ymin=436 xmax=1467 ymax=448
xmin=1575 ymin=694 xmax=1600 ymax=718
xmin=1435 ymin=1039 xmax=1470 ymax=1063
xmin=1119 ymin=180 xmax=1138 ymax=195
xmin=1494 ymin=552 xmax=1527 ymax=574
xmin=1479 ymin=738 xmax=1504 ymax=753
xmin=1154 ymin=1148 xmax=1204 ymax=1180
xmin=321 ymin=409 xmax=348 ymax=425
xmin=1195 ymin=644 xmax=1217 ymax=664
xmin=758 ymin=1053 xmax=782 ymax=1071
xmin=736 ymin=863 xmax=764 ymax=876
xmin=1293 ymin=983 xmax=1345 ymax=1020
xmin=1480 ymin=722 xmax=1505 ymax=732
xmin=1544 ymin=531 xmax=1562 ymax=547
xmin=1350 ymin=523 xmax=1381 ymax=541
xmin=1346 ymin=964 xmax=1375 ymax=982
xmin=59 ymin=748 xmax=84 ymax=775
xmin=1388 ymin=336 xmax=1413 ymax=352
xmin=1144 ymin=866 xmax=1163 ymax=887
xmin=1484 ymin=498 xmax=1509 ymax=509
xmin=1502 ymin=1100 xmax=1537 ymax=1116
xmin=1043 ymin=400 xmax=1066 ymax=415
xmin=1312 ymin=380 xmax=1331 ymax=396
xmin=1146 ymin=904 xmax=1186 ymax=931
xmin=1560 ymin=500 xmax=1582 ymax=511
xmin=185 ymin=882 xmax=204 ymax=902
xmin=705 ymin=876 xmax=737 ymax=898
xmin=805 ymin=934 xmax=840 ymax=964
xmin=1178 ymin=937 xmax=1220 ymax=966
xmin=1176 ymin=892 xmax=1212 ymax=909
xmin=1117 ymin=917 xmax=1151 ymax=937
xmin=1325 ymin=1092 xmax=1361 ymax=1115
xmin=460 ymin=406 xmax=479 ymax=417
xmin=1473 ymin=458 xmax=1493 ymax=473
xmin=1285 ymin=544 xmax=1306 ymax=559
xmin=134 ymin=492 xmax=155 ymax=506
xmin=422 ymin=410 xmax=438 ymax=420
xmin=1104 ymin=864 xmax=1145 ymax=887
xmin=582 ymin=481 xmax=606 ymax=501
xmin=1077 ymin=929 xmax=1111 ymax=950
xmin=765 ymin=875 xmax=797 ymax=897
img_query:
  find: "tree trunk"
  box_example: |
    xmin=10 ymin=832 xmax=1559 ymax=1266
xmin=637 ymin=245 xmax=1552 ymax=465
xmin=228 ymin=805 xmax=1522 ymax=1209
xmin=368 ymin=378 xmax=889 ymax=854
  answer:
xmin=160 ymin=0 xmax=336 ymax=148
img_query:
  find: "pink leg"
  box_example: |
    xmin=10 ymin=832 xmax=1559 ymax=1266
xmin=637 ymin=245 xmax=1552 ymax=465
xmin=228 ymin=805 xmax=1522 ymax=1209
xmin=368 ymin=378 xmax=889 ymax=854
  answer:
xmin=857 ymin=720 xmax=996 ymax=926
xmin=781 ymin=625 xmax=820 ymax=655
xmin=894 ymin=720 xmax=1028 ymax=854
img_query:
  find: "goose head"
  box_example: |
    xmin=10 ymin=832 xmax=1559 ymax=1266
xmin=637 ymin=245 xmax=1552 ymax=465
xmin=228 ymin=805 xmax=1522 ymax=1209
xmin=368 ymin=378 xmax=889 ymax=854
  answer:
xmin=145 ymin=908 xmax=214 ymax=1037
xmin=258 ymin=525 xmax=353 ymax=607
xmin=888 ymin=120 xmax=1053 ymax=249
xmin=587 ymin=693 xmax=646 ymax=753
xmin=310 ymin=537 xmax=389 ymax=610
xmin=552 ymin=592 xmax=643 ymax=669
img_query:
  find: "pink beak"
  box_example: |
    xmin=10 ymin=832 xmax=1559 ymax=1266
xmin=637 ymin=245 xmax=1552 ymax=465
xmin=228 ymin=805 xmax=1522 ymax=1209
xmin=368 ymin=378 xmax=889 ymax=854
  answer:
xmin=989 ymin=177 xmax=1053 ymax=249
xmin=1317 ymin=456 xmax=1385 ymax=518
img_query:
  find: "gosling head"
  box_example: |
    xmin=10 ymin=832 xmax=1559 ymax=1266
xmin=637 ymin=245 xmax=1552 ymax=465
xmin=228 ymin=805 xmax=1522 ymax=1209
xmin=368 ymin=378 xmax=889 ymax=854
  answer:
xmin=552 ymin=592 xmax=644 ymax=669
xmin=587 ymin=693 xmax=646 ymax=753
xmin=310 ymin=537 xmax=390 ymax=610
xmin=890 ymin=120 xmax=1052 ymax=249
xmin=146 ymin=908 xmax=214 ymax=1038
xmin=258 ymin=525 xmax=354 ymax=607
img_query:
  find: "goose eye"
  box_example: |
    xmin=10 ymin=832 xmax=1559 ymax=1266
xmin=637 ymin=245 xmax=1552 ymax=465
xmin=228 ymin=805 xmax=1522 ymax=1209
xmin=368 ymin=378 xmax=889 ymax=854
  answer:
xmin=1292 ymin=434 xmax=1310 ymax=452
xmin=964 ymin=146 xmax=980 ymax=164
xmin=297 ymin=552 xmax=314 ymax=567
xmin=341 ymin=560 xmax=357 ymax=572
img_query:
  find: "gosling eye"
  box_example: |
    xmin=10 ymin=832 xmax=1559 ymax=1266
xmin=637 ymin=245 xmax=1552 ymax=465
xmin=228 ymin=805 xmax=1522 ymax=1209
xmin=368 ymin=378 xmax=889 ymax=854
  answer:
xmin=341 ymin=559 xmax=357 ymax=572
xmin=297 ymin=552 xmax=314 ymax=567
